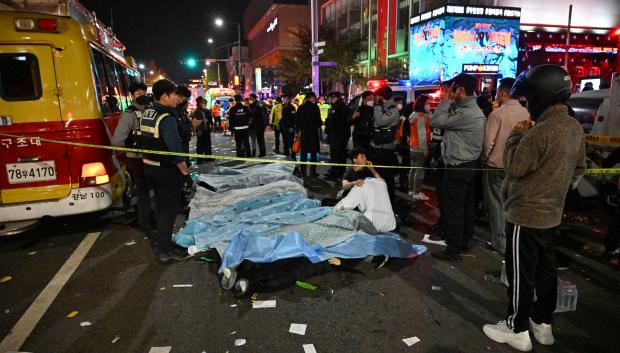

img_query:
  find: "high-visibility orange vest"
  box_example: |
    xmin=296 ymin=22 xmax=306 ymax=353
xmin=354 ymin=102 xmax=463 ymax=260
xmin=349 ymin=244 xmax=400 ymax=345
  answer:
xmin=408 ymin=112 xmax=431 ymax=149
xmin=395 ymin=118 xmax=405 ymax=144
xmin=212 ymin=104 xmax=221 ymax=117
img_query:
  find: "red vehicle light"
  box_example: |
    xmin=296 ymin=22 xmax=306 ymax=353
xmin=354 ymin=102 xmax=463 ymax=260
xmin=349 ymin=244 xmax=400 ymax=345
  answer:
xmin=367 ymin=79 xmax=388 ymax=89
xmin=37 ymin=19 xmax=59 ymax=31
xmin=80 ymin=162 xmax=109 ymax=187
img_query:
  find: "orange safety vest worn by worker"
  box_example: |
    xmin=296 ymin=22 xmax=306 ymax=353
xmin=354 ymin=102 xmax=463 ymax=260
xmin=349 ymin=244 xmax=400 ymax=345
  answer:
xmin=212 ymin=104 xmax=221 ymax=118
xmin=395 ymin=118 xmax=406 ymax=144
xmin=408 ymin=112 xmax=431 ymax=150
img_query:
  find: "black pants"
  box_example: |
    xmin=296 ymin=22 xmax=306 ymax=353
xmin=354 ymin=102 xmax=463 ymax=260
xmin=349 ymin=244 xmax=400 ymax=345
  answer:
xmin=372 ymin=147 xmax=397 ymax=201
xmin=214 ymin=116 xmax=222 ymax=132
xmin=273 ymin=125 xmax=281 ymax=151
xmin=127 ymin=157 xmax=151 ymax=230
xmin=443 ymin=161 xmax=477 ymax=256
xmin=604 ymin=203 xmax=620 ymax=252
xmin=144 ymin=165 xmax=183 ymax=254
xmin=329 ymin=136 xmax=349 ymax=178
xmin=282 ymin=130 xmax=295 ymax=157
xmin=196 ymin=131 xmax=212 ymax=163
xmin=233 ymin=129 xmax=251 ymax=157
xmin=300 ymin=143 xmax=318 ymax=175
xmin=255 ymin=127 xmax=266 ymax=157
xmin=505 ymin=222 xmax=557 ymax=333
xmin=435 ymin=162 xmax=448 ymax=232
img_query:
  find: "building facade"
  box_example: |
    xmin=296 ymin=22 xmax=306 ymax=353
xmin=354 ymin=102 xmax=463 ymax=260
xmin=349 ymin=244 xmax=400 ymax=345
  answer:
xmin=243 ymin=0 xmax=311 ymax=96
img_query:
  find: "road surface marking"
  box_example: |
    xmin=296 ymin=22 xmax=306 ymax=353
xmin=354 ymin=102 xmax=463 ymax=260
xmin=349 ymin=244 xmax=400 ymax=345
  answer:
xmin=148 ymin=347 xmax=172 ymax=353
xmin=0 ymin=232 xmax=100 ymax=352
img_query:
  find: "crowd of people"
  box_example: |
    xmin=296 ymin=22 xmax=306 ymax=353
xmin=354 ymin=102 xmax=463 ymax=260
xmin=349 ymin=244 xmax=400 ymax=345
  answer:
xmin=108 ymin=63 xmax=620 ymax=351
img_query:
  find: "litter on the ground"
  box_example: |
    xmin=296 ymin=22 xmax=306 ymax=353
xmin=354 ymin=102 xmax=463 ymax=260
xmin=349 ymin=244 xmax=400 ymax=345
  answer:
xmin=402 ymin=336 xmax=421 ymax=346
xmin=1 ymin=275 xmax=12 ymax=283
xmin=66 ymin=310 xmax=79 ymax=318
xmin=112 ymin=335 xmax=120 ymax=344
xmin=303 ymin=343 xmax=317 ymax=353
xmin=558 ymin=267 xmax=569 ymax=271
xmin=234 ymin=338 xmax=246 ymax=346
xmin=172 ymin=284 xmax=193 ymax=288
xmin=80 ymin=321 xmax=92 ymax=327
xmin=296 ymin=281 xmax=317 ymax=290
xmin=230 ymin=331 xmax=237 ymax=335
xmin=462 ymin=254 xmax=476 ymax=258
xmin=422 ymin=234 xmax=446 ymax=246
xmin=230 ymin=304 xmax=238 ymax=308
xmin=125 ymin=241 xmax=136 ymax=246
xmin=4 ymin=309 xmax=10 ymax=314
xmin=431 ymin=286 xmax=442 ymax=291
xmin=252 ymin=300 xmax=276 ymax=308
xmin=28 ymin=251 xmax=37 ymax=255
xmin=556 ymin=279 xmax=578 ymax=313
xmin=289 ymin=323 xmax=307 ymax=335
xmin=159 ymin=287 xmax=166 ymax=291
xmin=200 ymin=256 xmax=216 ymax=263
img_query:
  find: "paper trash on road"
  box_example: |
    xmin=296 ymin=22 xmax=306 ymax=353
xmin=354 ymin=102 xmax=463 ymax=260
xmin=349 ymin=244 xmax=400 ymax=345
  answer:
xmin=422 ymin=234 xmax=446 ymax=246
xmin=234 ymin=338 xmax=246 ymax=346
xmin=1 ymin=275 xmax=12 ymax=283
xmin=289 ymin=323 xmax=307 ymax=335
xmin=230 ymin=331 xmax=237 ymax=335
xmin=125 ymin=241 xmax=136 ymax=246
xmin=431 ymin=286 xmax=442 ymax=291
xmin=252 ymin=300 xmax=276 ymax=309
xmin=80 ymin=321 xmax=92 ymax=327
xmin=28 ymin=251 xmax=37 ymax=255
xmin=172 ymin=284 xmax=193 ymax=288
xmin=112 ymin=335 xmax=120 ymax=344
xmin=66 ymin=310 xmax=79 ymax=318
xmin=303 ymin=344 xmax=317 ymax=353
xmin=402 ymin=336 xmax=421 ymax=346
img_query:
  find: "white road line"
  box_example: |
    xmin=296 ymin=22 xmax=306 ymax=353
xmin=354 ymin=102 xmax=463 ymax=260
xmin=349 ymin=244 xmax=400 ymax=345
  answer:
xmin=148 ymin=347 xmax=172 ymax=353
xmin=0 ymin=232 xmax=100 ymax=352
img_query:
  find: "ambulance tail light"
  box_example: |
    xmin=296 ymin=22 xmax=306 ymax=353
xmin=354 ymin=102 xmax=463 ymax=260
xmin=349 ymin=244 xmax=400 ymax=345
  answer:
xmin=14 ymin=18 xmax=60 ymax=33
xmin=80 ymin=162 xmax=109 ymax=187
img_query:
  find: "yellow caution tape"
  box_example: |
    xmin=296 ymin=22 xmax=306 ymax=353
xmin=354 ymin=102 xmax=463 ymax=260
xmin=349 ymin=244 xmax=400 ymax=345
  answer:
xmin=0 ymin=132 xmax=618 ymax=174
xmin=585 ymin=134 xmax=620 ymax=146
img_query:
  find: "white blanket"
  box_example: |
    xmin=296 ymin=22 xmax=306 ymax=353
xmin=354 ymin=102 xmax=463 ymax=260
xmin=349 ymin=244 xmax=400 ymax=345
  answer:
xmin=335 ymin=178 xmax=396 ymax=232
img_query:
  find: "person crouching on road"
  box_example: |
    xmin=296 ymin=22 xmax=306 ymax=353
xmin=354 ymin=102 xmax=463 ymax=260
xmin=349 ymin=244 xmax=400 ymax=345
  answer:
xmin=483 ymin=65 xmax=586 ymax=351
xmin=228 ymin=94 xmax=252 ymax=158
xmin=111 ymin=82 xmax=152 ymax=233
xmin=140 ymin=79 xmax=190 ymax=263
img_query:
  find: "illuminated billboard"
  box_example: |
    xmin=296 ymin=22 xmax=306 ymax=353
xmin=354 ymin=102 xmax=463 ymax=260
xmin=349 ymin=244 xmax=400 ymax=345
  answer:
xmin=409 ymin=5 xmax=520 ymax=86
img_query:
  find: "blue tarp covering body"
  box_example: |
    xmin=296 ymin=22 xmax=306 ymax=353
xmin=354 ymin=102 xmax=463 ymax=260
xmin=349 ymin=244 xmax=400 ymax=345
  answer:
xmin=174 ymin=191 xmax=427 ymax=274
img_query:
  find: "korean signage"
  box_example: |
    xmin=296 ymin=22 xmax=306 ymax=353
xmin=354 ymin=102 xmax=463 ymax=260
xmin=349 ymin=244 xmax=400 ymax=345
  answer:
xmin=411 ymin=4 xmax=521 ymax=25
xmin=409 ymin=5 xmax=520 ymax=86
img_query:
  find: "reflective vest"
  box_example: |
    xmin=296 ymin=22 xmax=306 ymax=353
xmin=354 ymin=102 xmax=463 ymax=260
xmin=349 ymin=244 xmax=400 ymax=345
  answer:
xmin=408 ymin=112 xmax=431 ymax=149
xmin=140 ymin=108 xmax=173 ymax=167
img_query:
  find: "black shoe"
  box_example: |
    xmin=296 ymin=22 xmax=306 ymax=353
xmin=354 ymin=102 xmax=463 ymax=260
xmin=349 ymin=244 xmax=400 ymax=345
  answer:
xmin=461 ymin=241 xmax=473 ymax=253
xmin=431 ymin=250 xmax=462 ymax=263
xmin=274 ymin=149 xmax=281 ymax=154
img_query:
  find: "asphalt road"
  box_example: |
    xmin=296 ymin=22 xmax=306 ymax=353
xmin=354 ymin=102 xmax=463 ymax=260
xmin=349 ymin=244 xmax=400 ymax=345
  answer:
xmin=1 ymin=130 xmax=619 ymax=353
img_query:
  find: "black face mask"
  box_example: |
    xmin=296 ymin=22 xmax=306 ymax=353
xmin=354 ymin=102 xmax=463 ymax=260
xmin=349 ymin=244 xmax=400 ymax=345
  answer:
xmin=135 ymin=95 xmax=150 ymax=107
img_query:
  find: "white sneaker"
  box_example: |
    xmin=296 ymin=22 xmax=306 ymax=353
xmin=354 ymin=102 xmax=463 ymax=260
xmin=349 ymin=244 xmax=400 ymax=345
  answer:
xmin=483 ymin=321 xmax=532 ymax=352
xmin=410 ymin=192 xmax=430 ymax=201
xmin=530 ymin=318 xmax=554 ymax=345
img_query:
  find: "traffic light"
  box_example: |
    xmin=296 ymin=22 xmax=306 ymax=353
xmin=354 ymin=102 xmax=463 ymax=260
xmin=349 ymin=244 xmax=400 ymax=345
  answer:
xmin=186 ymin=58 xmax=196 ymax=68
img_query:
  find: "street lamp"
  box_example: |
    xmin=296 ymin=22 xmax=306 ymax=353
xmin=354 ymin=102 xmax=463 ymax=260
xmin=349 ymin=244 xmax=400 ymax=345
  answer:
xmin=138 ymin=63 xmax=145 ymax=70
xmin=215 ymin=17 xmax=242 ymax=92
xmin=207 ymin=38 xmax=214 ymax=44
xmin=149 ymin=70 xmax=154 ymax=75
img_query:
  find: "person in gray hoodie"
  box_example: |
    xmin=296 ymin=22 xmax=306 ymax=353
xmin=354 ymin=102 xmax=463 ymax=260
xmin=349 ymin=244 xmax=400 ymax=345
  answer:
xmin=483 ymin=65 xmax=586 ymax=352
xmin=430 ymin=73 xmax=485 ymax=262
xmin=370 ymin=86 xmax=400 ymax=201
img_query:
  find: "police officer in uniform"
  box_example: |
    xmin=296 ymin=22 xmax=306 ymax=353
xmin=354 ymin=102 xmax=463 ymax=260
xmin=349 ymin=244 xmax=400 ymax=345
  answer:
xmin=228 ymin=94 xmax=252 ymax=157
xmin=324 ymin=91 xmax=350 ymax=180
xmin=140 ymin=79 xmax=190 ymax=263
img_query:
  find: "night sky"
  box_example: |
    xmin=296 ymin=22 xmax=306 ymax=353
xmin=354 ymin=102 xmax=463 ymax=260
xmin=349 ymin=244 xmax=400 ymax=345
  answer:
xmin=80 ymin=0 xmax=251 ymax=83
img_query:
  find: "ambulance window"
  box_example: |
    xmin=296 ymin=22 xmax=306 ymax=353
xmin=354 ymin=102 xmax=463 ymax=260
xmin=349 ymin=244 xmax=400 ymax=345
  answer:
xmin=91 ymin=49 xmax=111 ymax=109
xmin=0 ymin=53 xmax=42 ymax=101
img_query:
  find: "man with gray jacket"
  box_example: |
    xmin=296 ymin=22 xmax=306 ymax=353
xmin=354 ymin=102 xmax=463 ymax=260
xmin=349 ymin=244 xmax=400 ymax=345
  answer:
xmin=370 ymin=86 xmax=401 ymax=201
xmin=111 ymin=82 xmax=152 ymax=232
xmin=430 ymin=73 xmax=485 ymax=262
xmin=483 ymin=65 xmax=586 ymax=351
